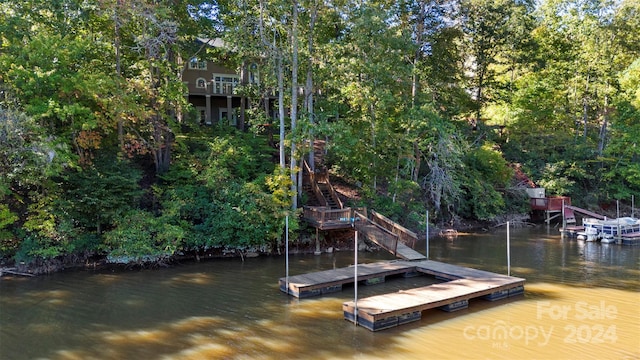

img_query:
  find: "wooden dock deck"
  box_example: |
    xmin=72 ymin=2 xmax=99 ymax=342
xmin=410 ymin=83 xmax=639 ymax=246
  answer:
xmin=343 ymin=260 xmax=525 ymax=331
xmin=279 ymin=261 xmax=416 ymax=298
xmin=279 ymin=259 xmax=525 ymax=331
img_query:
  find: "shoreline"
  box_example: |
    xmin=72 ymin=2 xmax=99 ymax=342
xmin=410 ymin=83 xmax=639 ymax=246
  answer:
xmin=0 ymin=215 xmax=536 ymax=278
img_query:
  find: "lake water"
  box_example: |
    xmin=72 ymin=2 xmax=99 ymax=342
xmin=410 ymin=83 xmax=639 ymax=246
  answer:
xmin=1 ymin=226 xmax=639 ymax=359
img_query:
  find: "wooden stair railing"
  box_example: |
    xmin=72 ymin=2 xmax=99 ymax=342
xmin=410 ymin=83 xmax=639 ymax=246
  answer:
xmin=302 ymin=159 xmax=343 ymax=209
xmin=353 ymin=211 xmax=399 ymax=256
xmin=303 ymin=160 xmax=328 ymax=207
xmin=370 ymin=210 xmax=418 ymax=249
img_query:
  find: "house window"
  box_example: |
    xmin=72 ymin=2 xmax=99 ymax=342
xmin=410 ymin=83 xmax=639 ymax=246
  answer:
xmin=196 ymin=78 xmax=207 ymax=88
xmin=213 ymin=75 xmax=239 ymax=95
xmin=189 ymin=57 xmax=207 ymax=70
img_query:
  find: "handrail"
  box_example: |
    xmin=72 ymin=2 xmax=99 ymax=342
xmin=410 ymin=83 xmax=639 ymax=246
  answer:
xmin=329 ymin=183 xmax=344 ymax=210
xmin=303 ymin=159 xmax=343 ymax=209
xmin=303 ymin=160 xmax=328 ymax=207
xmin=353 ymin=211 xmax=399 ymax=255
xmin=370 ymin=210 xmax=418 ymax=249
xmin=302 ymin=206 xmax=353 ymax=227
xmin=530 ymin=196 xmax=571 ymax=211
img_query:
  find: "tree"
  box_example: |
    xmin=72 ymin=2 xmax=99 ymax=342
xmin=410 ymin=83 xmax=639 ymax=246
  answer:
xmin=0 ymin=108 xmax=52 ymax=253
xmin=459 ymin=0 xmax=534 ymax=128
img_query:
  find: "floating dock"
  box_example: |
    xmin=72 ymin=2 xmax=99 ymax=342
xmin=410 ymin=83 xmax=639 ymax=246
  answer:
xmin=279 ymin=259 xmax=525 ymax=331
xmin=279 ymin=261 xmax=418 ymax=298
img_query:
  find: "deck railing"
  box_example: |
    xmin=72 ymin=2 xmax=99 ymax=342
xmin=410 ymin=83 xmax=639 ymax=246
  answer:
xmin=530 ymin=196 xmax=571 ymax=211
xmin=302 ymin=207 xmax=353 ymax=230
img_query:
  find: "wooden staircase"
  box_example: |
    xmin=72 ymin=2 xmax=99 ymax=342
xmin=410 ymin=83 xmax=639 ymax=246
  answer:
xmin=301 ymin=140 xmax=423 ymax=260
xmin=302 ymin=140 xmax=342 ymax=210
xmin=353 ymin=211 xmax=425 ymax=261
xmin=318 ymin=182 xmax=340 ymax=209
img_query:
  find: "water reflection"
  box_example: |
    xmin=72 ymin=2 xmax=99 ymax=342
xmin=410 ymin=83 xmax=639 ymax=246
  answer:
xmin=0 ymin=227 xmax=639 ymax=359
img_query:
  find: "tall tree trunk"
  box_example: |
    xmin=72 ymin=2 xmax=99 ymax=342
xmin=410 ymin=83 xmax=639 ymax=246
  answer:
xmin=393 ymin=150 xmax=400 ymax=203
xmin=411 ymin=1 xmax=426 ymax=183
xmin=411 ymin=1 xmax=426 ymax=108
xmin=115 ymin=0 xmax=124 ymax=151
xmin=290 ymin=1 xmax=299 ymax=210
xmin=258 ymin=0 xmax=285 ymax=170
xmin=306 ymin=2 xmax=317 ymax=172
xmin=239 ymin=60 xmax=247 ymax=131
xmin=583 ymin=74 xmax=590 ymax=140
xmin=278 ymin=56 xmax=285 ymax=169
xmin=598 ymin=93 xmax=609 ymax=155
xmin=370 ymin=103 xmax=377 ymax=190
xmin=413 ymin=141 xmax=421 ymax=183
xmin=474 ymin=68 xmax=484 ymax=130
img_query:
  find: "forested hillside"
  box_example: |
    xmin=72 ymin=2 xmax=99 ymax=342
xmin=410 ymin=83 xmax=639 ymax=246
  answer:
xmin=1 ymin=0 xmax=638 ymax=270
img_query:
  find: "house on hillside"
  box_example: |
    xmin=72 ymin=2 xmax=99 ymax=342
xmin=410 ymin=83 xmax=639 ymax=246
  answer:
xmin=183 ymin=38 xmax=275 ymax=130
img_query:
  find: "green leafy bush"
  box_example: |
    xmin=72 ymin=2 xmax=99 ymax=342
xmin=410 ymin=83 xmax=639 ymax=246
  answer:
xmin=102 ymin=210 xmax=184 ymax=263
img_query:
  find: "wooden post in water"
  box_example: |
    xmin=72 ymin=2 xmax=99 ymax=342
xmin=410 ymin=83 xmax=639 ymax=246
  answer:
xmin=354 ymin=229 xmax=358 ymax=326
xmin=617 ymin=200 xmax=620 ymax=241
xmin=507 ymin=221 xmax=511 ymax=277
xmin=426 ymin=210 xmax=430 ymax=259
xmin=562 ymin=199 xmax=566 ymax=230
xmin=285 ymin=215 xmax=289 ymax=295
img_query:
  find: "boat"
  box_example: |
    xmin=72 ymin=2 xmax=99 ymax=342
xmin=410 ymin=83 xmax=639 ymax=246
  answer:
xmin=582 ymin=217 xmax=640 ymax=243
xmin=439 ymin=229 xmax=458 ymax=238
xmin=600 ymin=236 xmax=616 ymax=244
xmin=576 ymin=226 xmax=599 ymax=242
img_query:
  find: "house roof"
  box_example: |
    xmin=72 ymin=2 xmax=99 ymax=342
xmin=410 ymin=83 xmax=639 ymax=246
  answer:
xmin=197 ymin=37 xmax=226 ymax=49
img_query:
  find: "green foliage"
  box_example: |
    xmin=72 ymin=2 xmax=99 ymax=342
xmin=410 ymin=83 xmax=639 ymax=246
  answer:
xmin=602 ymin=99 xmax=640 ymax=200
xmin=3 ymin=0 xmax=640 ymax=266
xmin=0 ymin=203 xmax=19 ymax=256
xmin=537 ymin=161 xmax=589 ymax=197
xmin=458 ymin=177 xmax=506 ymax=221
xmin=1 ymin=31 xmax=114 ymax=144
xmin=0 ymin=203 xmax=18 ymax=234
xmin=465 ymin=144 xmax=513 ymax=188
xmin=14 ymin=235 xmax=62 ymax=263
xmin=454 ymin=144 xmax=513 ymax=220
xmin=601 ymin=162 xmax=640 ymax=200
xmin=0 ymin=108 xmax=58 ymax=188
xmin=618 ymin=58 xmax=640 ymax=108
xmin=56 ymin=156 xmax=143 ymax=233
xmin=369 ymin=180 xmax=425 ymax=230
xmin=156 ymin=133 xmax=293 ymax=252
xmin=102 ymin=210 xmax=184 ymax=263
xmin=200 ymin=132 xmax=273 ymax=184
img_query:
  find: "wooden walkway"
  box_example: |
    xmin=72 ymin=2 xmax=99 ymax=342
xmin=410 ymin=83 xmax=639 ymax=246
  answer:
xmin=394 ymin=243 xmax=427 ymax=260
xmin=279 ymin=260 xmax=525 ymax=331
xmin=565 ymin=205 xmax=606 ymax=220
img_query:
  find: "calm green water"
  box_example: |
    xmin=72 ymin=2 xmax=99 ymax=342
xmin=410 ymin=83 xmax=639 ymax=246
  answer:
xmin=1 ymin=227 xmax=639 ymax=359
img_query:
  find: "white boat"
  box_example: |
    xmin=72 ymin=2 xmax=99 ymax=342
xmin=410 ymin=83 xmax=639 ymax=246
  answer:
xmin=576 ymin=226 xmax=599 ymax=241
xmin=600 ymin=236 xmax=616 ymax=244
xmin=582 ymin=217 xmax=640 ymax=242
